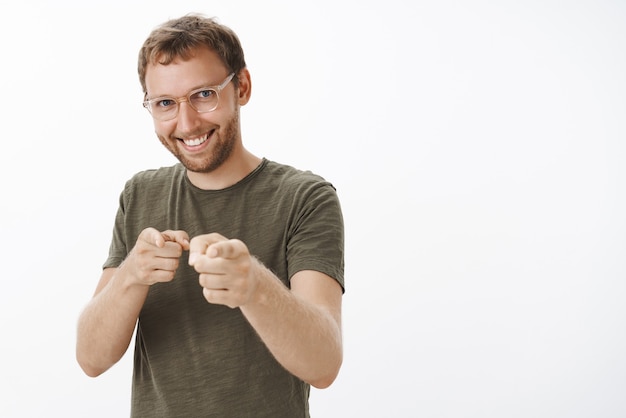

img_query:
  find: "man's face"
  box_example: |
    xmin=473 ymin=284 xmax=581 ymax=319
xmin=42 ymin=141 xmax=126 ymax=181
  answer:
xmin=144 ymin=47 xmax=240 ymax=173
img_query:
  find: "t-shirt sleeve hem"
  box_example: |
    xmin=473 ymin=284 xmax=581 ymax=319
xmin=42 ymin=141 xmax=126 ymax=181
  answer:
xmin=288 ymin=261 xmax=345 ymax=293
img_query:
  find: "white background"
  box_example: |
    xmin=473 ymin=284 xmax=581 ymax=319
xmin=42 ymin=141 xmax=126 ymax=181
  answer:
xmin=1 ymin=1 xmax=625 ymax=417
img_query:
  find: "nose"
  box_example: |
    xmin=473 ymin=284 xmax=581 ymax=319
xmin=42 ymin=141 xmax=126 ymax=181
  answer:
xmin=176 ymin=101 xmax=202 ymax=133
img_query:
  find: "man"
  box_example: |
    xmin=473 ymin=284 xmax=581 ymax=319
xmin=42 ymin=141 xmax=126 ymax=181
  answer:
xmin=76 ymin=13 xmax=344 ymax=417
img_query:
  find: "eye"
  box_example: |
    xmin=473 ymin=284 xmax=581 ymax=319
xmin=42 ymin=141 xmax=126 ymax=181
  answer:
xmin=156 ymin=98 xmax=176 ymax=108
xmin=194 ymin=89 xmax=216 ymax=100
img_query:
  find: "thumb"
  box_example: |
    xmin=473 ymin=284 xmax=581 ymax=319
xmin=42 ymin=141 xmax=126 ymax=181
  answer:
xmin=139 ymin=227 xmax=166 ymax=248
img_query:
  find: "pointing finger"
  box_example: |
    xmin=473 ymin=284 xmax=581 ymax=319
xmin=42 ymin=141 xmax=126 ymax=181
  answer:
xmin=189 ymin=233 xmax=227 ymax=265
xmin=208 ymin=239 xmax=246 ymax=260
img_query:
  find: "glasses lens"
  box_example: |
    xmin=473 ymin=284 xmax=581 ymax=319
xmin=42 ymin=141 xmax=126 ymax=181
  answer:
xmin=149 ymin=99 xmax=178 ymax=120
xmin=190 ymin=88 xmax=219 ymax=113
xmin=144 ymin=87 xmax=221 ymax=120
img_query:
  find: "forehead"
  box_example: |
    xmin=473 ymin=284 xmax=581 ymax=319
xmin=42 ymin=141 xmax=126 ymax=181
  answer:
xmin=145 ymin=47 xmax=227 ymax=97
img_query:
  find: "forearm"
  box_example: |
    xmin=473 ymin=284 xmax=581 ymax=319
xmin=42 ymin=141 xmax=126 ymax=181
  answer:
xmin=240 ymin=264 xmax=343 ymax=388
xmin=76 ymin=268 xmax=149 ymax=377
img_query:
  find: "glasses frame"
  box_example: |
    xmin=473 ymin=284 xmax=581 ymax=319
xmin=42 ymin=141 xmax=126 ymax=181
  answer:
xmin=143 ymin=72 xmax=236 ymax=121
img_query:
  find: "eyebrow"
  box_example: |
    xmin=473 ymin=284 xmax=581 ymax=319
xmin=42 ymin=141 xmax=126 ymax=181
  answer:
xmin=146 ymin=80 xmax=223 ymax=101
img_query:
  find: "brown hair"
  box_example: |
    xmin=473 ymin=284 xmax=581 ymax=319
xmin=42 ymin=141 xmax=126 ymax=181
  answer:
xmin=138 ymin=13 xmax=246 ymax=93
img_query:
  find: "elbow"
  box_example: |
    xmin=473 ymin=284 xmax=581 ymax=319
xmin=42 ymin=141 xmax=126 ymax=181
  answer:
xmin=76 ymin=351 xmax=109 ymax=378
xmin=308 ymin=355 xmax=343 ymax=389
xmin=80 ymin=364 xmax=107 ymax=378
xmin=309 ymin=369 xmax=340 ymax=389
xmin=78 ymin=361 xmax=108 ymax=378
xmin=310 ymin=376 xmax=336 ymax=390
xmin=75 ymin=334 xmax=121 ymax=378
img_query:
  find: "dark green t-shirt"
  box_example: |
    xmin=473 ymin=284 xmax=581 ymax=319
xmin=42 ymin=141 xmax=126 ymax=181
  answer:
xmin=104 ymin=159 xmax=344 ymax=418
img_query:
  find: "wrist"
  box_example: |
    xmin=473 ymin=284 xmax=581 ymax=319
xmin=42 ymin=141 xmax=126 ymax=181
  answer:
xmin=246 ymin=257 xmax=285 ymax=307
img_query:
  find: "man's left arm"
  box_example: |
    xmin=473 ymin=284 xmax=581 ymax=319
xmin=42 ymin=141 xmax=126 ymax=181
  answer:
xmin=243 ymin=265 xmax=343 ymax=388
xmin=189 ymin=235 xmax=343 ymax=388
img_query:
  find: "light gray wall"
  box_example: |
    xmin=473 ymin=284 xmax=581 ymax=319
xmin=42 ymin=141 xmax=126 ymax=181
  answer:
xmin=1 ymin=1 xmax=624 ymax=417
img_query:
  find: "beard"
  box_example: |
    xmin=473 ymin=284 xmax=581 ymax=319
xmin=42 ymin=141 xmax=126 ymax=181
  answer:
xmin=159 ymin=109 xmax=240 ymax=174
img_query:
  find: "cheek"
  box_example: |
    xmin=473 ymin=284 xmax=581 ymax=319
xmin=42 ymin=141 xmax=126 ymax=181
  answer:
xmin=154 ymin=120 xmax=176 ymax=137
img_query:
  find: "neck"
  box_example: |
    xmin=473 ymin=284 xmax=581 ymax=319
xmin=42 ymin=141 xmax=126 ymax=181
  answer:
xmin=186 ymin=148 xmax=262 ymax=190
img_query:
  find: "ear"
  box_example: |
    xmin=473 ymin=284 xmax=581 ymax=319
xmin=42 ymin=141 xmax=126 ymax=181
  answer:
xmin=237 ymin=68 xmax=251 ymax=106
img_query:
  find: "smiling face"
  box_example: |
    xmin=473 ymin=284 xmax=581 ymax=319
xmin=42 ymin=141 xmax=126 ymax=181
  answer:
xmin=144 ymin=47 xmax=250 ymax=174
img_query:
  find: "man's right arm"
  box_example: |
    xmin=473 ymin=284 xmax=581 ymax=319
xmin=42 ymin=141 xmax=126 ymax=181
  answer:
xmin=76 ymin=228 xmax=190 ymax=377
xmin=75 ymin=267 xmax=150 ymax=377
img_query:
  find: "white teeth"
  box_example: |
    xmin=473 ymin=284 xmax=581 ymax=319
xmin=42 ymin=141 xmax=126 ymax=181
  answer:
xmin=183 ymin=133 xmax=208 ymax=146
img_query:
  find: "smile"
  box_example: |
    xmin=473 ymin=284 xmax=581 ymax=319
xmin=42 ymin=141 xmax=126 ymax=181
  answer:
xmin=182 ymin=132 xmax=209 ymax=147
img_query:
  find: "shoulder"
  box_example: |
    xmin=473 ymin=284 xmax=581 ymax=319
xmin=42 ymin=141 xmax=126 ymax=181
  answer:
xmin=261 ymin=160 xmax=337 ymax=193
xmin=124 ymin=164 xmax=184 ymax=189
xmin=129 ymin=164 xmax=184 ymax=182
xmin=258 ymin=160 xmax=342 ymax=220
xmin=120 ymin=164 xmax=185 ymax=204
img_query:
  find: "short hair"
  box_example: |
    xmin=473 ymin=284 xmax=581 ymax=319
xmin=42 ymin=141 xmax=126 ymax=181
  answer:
xmin=138 ymin=13 xmax=247 ymax=93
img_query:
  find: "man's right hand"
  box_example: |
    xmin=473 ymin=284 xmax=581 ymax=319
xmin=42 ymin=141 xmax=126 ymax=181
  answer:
xmin=121 ymin=227 xmax=190 ymax=286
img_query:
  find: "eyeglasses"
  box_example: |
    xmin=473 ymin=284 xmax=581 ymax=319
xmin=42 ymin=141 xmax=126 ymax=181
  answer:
xmin=143 ymin=72 xmax=235 ymax=121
